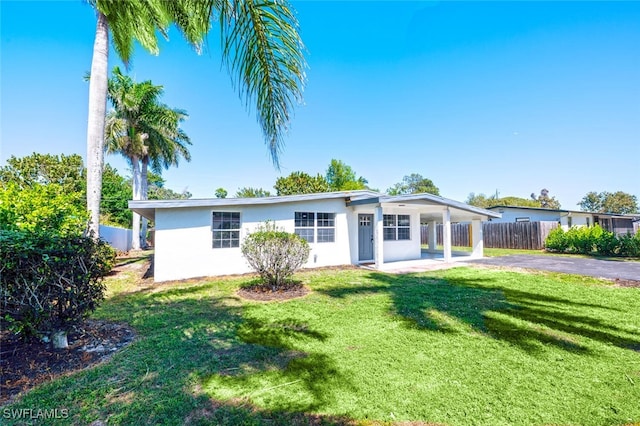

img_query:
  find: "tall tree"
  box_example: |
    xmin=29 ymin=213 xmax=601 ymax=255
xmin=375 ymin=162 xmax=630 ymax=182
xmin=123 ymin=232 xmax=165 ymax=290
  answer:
xmin=105 ymin=67 xmax=191 ymax=249
xmin=579 ymin=191 xmax=638 ymax=214
xmin=531 ymin=188 xmax=561 ymax=209
xmin=387 ymin=173 xmax=439 ymax=196
xmin=235 ymin=187 xmax=272 ymax=198
xmin=85 ymin=0 xmax=306 ymax=237
xmin=275 ymin=171 xmax=330 ymax=195
xmin=325 ymin=159 xmax=367 ymax=191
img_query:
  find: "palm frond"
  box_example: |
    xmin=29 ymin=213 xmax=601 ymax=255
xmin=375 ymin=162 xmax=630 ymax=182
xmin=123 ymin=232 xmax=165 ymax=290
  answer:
xmin=217 ymin=0 xmax=307 ymax=168
xmin=96 ymin=0 xmax=172 ymax=66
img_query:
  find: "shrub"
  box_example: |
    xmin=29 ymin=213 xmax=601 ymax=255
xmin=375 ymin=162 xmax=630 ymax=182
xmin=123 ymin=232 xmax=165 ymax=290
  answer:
xmin=544 ymin=227 xmax=568 ymax=252
xmin=594 ymin=229 xmax=619 ymax=256
xmin=566 ymin=226 xmax=596 ymax=254
xmin=617 ymin=231 xmax=640 ymax=257
xmin=0 ymin=182 xmax=88 ymax=236
xmin=241 ymin=222 xmax=310 ymax=290
xmin=0 ymin=230 xmax=116 ymax=341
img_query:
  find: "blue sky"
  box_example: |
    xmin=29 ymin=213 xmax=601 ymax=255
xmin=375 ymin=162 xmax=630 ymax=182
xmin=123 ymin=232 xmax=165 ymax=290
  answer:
xmin=2 ymin=1 xmax=639 ymax=209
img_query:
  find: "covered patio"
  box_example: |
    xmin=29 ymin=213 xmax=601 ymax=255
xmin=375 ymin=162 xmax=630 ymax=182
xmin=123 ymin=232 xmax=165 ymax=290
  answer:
xmin=347 ymin=192 xmax=501 ymax=272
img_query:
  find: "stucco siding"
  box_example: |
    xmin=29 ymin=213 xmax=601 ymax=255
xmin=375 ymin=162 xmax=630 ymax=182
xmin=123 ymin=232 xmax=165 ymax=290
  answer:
xmin=382 ymin=209 xmax=421 ymax=262
xmin=491 ymin=208 xmax=560 ymax=223
xmin=154 ymin=199 xmax=353 ymax=281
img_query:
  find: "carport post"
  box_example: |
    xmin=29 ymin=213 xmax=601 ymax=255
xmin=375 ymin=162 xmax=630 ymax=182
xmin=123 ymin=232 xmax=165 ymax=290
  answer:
xmin=374 ymin=205 xmax=384 ymax=269
xmin=428 ymin=220 xmax=437 ymax=253
xmin=442 ymin=208 xmax=452 ymax=262
xmin=471 ymin=219 xmax=483 ymax=258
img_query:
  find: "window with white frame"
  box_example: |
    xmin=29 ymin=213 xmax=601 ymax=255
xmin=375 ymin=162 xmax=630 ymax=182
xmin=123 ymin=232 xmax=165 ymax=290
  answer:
xmin=212 ymin=212 xmax=240 ymax=248
xmin=383 ymin=214 xmax=411 ymax=241
xmin=294 ymin=212 xmax=335 ymax=243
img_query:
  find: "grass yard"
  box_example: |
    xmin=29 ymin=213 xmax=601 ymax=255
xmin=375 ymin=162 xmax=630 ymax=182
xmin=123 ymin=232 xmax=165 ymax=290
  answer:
xmin=4 ymin=260 xmax=640 ymax=425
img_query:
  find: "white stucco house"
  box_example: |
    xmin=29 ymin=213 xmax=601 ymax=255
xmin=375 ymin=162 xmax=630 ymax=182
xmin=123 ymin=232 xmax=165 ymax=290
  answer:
xmin=130 ymin=190 xmax=500 ymax=282
xmin=487 ymin=206 xmax=640 ymax=235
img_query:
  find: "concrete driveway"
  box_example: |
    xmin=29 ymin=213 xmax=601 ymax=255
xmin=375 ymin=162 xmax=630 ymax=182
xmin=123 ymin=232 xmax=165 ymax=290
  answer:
xmin=468 ymin=255 xmax=640 ymax=281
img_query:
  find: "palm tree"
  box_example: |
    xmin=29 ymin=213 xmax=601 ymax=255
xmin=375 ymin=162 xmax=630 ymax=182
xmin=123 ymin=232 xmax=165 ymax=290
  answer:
xmin=105 ymin=67 xmax=191 ymax=250
xmin=85 ymin=0 xmax=306 ymax=238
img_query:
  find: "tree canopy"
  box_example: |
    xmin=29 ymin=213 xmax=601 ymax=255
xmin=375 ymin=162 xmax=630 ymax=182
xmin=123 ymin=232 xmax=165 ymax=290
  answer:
xmin=387 ymin=173 xmax=439 ymax=196
xmin=215 ymin=188 xmax=228 ymax=198
xmin=325 ymin=159 xmax=368 ymax=191
xmin=235 ymin=187 xmax=272 ymax=198
xmin=530 ymin=188 xmax=561 ymax=209
xmin=0 ymin=153 xmax=85 ymax=194
xmin=467 ymin=193 xmax=543 ymax=209
xmin=275 ymin=171 xmax=330 ymax=196
xmin=578 ymin=191 xmax=638 ymax=214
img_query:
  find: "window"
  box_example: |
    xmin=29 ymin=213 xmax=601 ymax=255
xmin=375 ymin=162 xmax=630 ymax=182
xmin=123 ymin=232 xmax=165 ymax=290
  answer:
xmin=317 ymin=212 xmax=335 ymax=243
xmin=295 ymin=212 xmax=315 ymax=242
xmin=515 ymin=217 xmax=530 ymax=222
xmin=383 ymin=214 xmax=411 ymax=241
xmin=212 ymin=212 xmax=240 ymax=248
xmin=295 ymin=212 xmax=335 ymax=243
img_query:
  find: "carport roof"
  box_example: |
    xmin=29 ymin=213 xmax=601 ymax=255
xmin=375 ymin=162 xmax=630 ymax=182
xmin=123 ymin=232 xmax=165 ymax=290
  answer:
xmin=129 ymin=190 xmax=500 ymax=222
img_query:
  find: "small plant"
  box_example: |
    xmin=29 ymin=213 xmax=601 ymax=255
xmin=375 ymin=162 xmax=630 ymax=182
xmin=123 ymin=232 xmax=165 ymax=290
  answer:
xmin=241 ymin=221 xmax=310 ymax=290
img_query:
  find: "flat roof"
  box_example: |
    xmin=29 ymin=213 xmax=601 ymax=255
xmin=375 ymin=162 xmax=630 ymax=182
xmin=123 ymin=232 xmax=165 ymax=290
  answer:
xmin=130 ymin=190 xmax=500 ymax=221
xmin=487 ymin=205 xmax=640 ymax=219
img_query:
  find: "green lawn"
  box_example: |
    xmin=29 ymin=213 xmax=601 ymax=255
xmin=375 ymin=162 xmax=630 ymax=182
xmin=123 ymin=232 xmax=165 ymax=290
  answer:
xmin=5 ymin=261 xmax=640 ymax=425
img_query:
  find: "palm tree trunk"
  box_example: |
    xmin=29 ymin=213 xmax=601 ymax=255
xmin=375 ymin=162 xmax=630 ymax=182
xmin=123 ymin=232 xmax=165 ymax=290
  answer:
xmin=131 ymin=156 xmax=142 ymax=250
xmin=86 ymin=11 xmax=109 ymax=239
xmin=140 ymin=157 xmax=149 ymax=249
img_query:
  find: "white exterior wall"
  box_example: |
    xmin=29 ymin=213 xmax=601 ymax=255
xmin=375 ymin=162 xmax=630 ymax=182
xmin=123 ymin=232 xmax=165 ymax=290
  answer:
xmin=346 ymin=205 xmax=422 ymax=264
xmin=154 ymin=199 xmax=353 ymax=282
xmin=382 ymin=208 xmax=421 ymax=263
xmin=491 ymin=208 xmax=560 ymax=223
xmin=492 ymin=208 xmax=591 ymax=230
xmin=559 ymin=213 xmax=591 ymax=230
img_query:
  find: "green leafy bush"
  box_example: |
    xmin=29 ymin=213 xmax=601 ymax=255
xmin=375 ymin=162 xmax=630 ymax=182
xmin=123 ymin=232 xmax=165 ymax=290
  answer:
xmin=0 ymin=230 xmax=116 ymax=339
xmin=615 ymin=231 xmax=640 ymax=257
xmin=565 ymin=226 xmax=597 ymax=254
xmin=544 ymin=227 xmax=568 ymax=252
xmin=545 ymin=225 xmax=640 ymax=257
xmin=593 ymin=228 xmax=619 ymax=256
xmin=241 ymin=222 xmax=310 ymax=290
xmin=0 ymin=182 xmax=88 ymax=235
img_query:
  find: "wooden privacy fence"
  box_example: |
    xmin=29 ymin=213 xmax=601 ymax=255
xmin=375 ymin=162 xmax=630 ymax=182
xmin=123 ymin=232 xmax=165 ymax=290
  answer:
xmin=420 ymin=221 xmax=559 ymax=250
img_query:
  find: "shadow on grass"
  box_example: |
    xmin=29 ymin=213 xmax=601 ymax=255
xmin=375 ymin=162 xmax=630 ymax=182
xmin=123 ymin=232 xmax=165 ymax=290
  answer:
xmin=319 ymin=272 xmax=639 ymax=355
xmin=5 ymin=280 xmax=354 ymax=425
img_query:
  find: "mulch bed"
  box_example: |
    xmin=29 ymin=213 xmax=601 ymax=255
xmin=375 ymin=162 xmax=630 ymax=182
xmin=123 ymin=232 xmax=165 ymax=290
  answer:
xmin=0 ymin=320 xmax=135 ymax=405
xmin=237 ymin=281 xmax=311 ymax=301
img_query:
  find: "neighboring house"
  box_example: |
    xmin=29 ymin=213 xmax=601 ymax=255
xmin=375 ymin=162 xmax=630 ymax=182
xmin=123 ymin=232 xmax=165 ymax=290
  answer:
xmin=130 ymin=190 xmax=500 ymax=282
xmin=487 ymin=206 xmax=639 ymax=235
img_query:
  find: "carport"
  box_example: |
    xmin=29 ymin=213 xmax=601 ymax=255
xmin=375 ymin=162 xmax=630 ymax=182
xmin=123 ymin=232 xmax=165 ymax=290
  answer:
xmin=346 ymin=193 xmax=501 ymax=271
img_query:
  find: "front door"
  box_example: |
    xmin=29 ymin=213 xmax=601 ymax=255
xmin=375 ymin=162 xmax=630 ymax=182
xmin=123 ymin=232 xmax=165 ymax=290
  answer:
xmin=358 ymin=214 xmax=374 ymax=261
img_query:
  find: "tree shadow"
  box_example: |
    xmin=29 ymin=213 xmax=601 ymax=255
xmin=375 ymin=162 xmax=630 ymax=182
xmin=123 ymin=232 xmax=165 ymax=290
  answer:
xmin=318 ymin=271 xmax=639 ymax=355
xmin=10 ymin=281 xmax=352 ymax=424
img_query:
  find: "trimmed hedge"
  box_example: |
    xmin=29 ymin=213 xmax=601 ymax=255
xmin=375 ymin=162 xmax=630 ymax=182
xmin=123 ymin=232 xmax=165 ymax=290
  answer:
xmin=0 ymin=230 xmax=116 ymax=338
xmin=545 ymin=225 xmax=640 ymax=257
